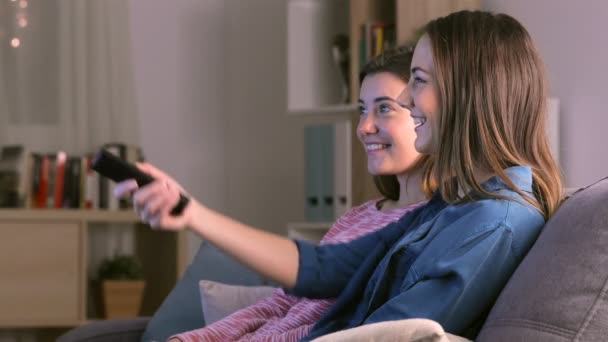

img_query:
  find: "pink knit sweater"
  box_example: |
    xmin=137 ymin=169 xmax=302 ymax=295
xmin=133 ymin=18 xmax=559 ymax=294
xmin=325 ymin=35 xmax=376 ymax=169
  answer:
xmin=174 ymin=199 xmax=426 ymax=342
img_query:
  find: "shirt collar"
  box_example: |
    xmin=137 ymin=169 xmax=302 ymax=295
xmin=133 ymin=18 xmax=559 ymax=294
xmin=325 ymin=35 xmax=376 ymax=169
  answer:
xmin=430 ymin=165 xmax=534 ymax=202
xmin=481 ymin=166 xmax=534 ymax=193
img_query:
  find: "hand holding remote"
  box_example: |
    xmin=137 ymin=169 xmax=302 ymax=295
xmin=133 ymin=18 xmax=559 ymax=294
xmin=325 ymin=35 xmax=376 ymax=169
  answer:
xmin=92 ymin=149 xmax=190 ymax=217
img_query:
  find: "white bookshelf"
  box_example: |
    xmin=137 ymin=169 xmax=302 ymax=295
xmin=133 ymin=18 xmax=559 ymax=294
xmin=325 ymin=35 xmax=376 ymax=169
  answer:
xmin=287 ymin=0 xmax=482 ymax=219
xmin=287 ymin=0 xmax=350 ymax=113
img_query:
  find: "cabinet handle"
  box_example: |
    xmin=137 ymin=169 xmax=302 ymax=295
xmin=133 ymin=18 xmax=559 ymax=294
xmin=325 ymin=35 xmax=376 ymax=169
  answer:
xmin=307 ymin=197 xmax=319 ymax=207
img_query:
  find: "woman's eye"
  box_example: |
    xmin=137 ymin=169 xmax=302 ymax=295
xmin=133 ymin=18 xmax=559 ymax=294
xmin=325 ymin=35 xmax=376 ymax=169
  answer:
xmin=358 ymin=106 xmax=368 ymax=115
xmin=413 ymin=76 xmax=426 ymax=85
xmin=378 ymin=103 xmax=393 ymax=114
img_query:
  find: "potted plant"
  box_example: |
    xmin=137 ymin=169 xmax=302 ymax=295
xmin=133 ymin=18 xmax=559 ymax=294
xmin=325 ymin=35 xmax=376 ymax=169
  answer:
xmin=98 ymin=255 xmax=146 ymax=319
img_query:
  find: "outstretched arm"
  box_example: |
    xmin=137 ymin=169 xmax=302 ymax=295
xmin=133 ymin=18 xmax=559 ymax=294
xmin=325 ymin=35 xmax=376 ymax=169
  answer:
xmin=114 ymin=162 xmax=300 ymax=288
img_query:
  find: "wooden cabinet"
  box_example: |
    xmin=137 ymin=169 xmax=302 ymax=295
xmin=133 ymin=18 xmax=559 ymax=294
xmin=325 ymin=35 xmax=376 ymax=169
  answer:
xmin=0 ymin=209 xmax=187 ymax=328
xmin=0 ymin=222 xmax=82 ymax=326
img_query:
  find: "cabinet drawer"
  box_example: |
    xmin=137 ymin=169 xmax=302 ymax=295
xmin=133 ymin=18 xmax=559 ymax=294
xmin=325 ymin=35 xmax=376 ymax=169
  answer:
xmin=0 ymin=222 xmax=83 ymax=326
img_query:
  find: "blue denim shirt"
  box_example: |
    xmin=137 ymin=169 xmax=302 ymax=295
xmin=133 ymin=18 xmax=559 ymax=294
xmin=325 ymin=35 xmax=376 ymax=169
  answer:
xmin=288 ymin=166 xmax=545 ymax=341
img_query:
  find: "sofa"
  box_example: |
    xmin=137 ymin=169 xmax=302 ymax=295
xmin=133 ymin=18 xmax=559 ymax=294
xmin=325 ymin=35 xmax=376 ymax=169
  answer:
xmin=58 ymin=177 xmax=608 ymax=342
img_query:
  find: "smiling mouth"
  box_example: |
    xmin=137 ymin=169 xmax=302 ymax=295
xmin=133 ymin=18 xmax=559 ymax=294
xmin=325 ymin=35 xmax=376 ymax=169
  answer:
xmin=413 ymin=116 xmax=427 ymax=128
xmin=366 ymin=143 xmax=390 ymax=152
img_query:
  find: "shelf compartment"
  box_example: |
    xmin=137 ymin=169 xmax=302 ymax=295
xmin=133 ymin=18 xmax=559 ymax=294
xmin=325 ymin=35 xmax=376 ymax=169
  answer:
xmin=287 ymin=0 xmax=351 ymax=112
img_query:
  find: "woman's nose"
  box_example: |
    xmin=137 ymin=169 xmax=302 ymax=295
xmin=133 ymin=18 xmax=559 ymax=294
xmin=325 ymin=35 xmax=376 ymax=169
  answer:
xmin=397 ymin=87 xmax=413 ymax=109
xmin=358 ymin=114 xmax=378 ymax=135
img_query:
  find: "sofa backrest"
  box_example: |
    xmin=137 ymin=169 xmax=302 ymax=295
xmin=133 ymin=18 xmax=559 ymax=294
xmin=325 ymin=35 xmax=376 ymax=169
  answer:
xmin=141 ymin=241 xmax=268 ymax=342
xmin=478 ymin=178 xmax=608 ymax=341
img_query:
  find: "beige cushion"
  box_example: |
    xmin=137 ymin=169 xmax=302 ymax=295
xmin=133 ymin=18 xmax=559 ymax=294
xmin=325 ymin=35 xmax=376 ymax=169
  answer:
xmin=198 ymin=280 xmax=276 ymax=324
xmin=311 ymin=318 xmax=472 ymax=342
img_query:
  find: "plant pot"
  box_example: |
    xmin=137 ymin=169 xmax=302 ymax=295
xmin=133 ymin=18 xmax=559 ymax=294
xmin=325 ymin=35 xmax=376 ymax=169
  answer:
xmin=102 ymin=280 xmax=146 ymax=319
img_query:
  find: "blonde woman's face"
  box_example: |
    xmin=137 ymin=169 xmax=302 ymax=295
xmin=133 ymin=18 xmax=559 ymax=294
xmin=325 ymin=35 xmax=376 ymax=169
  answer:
xmin=404 ymin=35 xmax=440 ymax=154
xmin=357 ymin=72 xmax=421 ymax=177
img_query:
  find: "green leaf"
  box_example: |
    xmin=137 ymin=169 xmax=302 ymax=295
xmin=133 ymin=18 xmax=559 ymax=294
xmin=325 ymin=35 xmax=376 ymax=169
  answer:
xmin=98 ymin=255 xmax=144 ymax=280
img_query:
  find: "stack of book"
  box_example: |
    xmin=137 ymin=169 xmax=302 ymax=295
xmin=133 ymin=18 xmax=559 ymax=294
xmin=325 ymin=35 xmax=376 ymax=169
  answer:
xmin=359 ymin=21 xmax=396 ymax=69
xmin=0 ymin=143 xmax=144 ymax=210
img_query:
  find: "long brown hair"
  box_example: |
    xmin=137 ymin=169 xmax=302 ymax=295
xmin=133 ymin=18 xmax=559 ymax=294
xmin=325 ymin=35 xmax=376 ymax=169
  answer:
xmin=422 ymin=11 xmax=563 ymax=218
xmin=359 ymin=46 xmax=433 ymax=200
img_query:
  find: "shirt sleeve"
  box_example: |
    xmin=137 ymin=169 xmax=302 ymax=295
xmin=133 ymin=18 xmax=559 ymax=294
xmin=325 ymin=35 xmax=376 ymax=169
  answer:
xmin=363 ymin=225 xmax=517 ymax=334
xmin=287 ymin=220 xmax=405 ymax=299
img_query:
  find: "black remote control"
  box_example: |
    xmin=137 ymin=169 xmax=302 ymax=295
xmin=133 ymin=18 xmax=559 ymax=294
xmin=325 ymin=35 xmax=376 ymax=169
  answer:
xmin=91 ymin=149 xmax=190 ymax=216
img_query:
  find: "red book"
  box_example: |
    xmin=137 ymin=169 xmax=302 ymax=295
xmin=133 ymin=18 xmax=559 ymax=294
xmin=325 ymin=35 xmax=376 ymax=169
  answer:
xmin=36 ymin=156 xmax=50 ymax=208
xmin=84 ymin=156 xmax=95 ymax=209
xmin=53 ymin=152 xmax=67 ymax=208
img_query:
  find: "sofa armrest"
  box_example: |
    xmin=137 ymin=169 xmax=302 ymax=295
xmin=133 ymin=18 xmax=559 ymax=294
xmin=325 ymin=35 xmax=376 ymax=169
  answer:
xmin=57 ymin=317 xmax=150 ymax=342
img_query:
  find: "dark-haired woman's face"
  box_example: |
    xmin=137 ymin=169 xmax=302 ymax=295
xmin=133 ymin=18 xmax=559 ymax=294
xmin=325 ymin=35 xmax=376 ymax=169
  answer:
xmin=405 ymin=34 xmax=440 ymax=154
xmin=357 ymin=72 xmax=421 ymax=177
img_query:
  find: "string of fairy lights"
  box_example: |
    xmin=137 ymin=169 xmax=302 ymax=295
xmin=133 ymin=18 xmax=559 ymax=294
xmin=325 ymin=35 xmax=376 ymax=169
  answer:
xmin=4 ymin=0 xmax=29 ymax=48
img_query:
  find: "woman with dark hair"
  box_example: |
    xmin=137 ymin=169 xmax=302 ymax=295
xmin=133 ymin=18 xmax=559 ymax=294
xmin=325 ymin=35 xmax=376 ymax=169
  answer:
xmin=115 ymin=10 xmax=563 ymax=341
xmin=134 ymin=47 xmax=430 ymax=342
